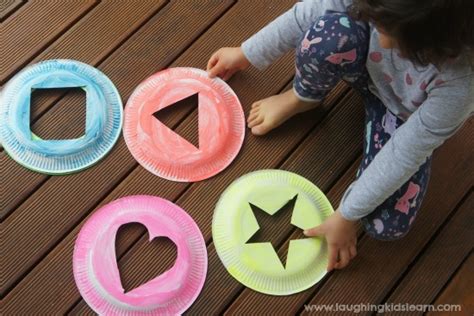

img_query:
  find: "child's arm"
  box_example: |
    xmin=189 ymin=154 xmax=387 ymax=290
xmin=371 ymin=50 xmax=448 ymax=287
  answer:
xmin=339 ymin=75 xmax=474 ymax=221
xmin=304 ymin=74 xmax=473 ymax=271
xmin=207 ymin=0 xmax=352 ymax=78
xmin=241 ymin=0 xmax=353 ymax=70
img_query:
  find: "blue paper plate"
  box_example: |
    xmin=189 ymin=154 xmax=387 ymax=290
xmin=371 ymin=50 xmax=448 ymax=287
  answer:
xmin=0 ymin=60 xmax=123 ymax=174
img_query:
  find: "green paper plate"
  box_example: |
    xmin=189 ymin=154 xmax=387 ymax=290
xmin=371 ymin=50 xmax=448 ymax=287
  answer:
xmin=212 ymin=169 xmax=334 ymax=295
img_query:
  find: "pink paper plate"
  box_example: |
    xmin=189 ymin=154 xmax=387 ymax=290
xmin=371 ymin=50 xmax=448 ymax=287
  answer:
xmin=124 ymin=67 xmax=245 ymax=182
xmin=73 ymin=195 xmax=207 ymax=315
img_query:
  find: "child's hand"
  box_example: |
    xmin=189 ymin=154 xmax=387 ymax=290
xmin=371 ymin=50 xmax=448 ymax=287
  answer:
xmin=304 ymin=208 xmax=358 ymax=271
xmin=207 ymin=47 xmax=250 ymax=80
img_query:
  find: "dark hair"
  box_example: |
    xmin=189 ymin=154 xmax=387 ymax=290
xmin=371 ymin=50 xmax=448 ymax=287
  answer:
xmin=349 ymin=0 xmax=474 ymax=66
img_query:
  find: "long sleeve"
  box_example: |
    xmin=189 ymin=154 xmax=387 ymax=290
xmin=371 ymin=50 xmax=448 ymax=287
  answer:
xmin=241 ymin=0 xmax=353 ymax=70
xmin=340 ymin=74 xmax=474 ymax=220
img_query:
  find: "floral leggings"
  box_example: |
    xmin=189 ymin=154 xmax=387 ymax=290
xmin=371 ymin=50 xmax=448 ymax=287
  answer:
xmin=294 ymin=12 xmax=432 ymax=241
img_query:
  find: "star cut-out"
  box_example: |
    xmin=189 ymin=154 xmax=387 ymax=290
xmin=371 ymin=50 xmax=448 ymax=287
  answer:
xmin=245 ymin=195 xmax=305 ymax=269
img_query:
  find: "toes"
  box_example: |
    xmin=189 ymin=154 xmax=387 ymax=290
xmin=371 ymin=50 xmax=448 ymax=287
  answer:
xmin=248 ymin=115 xmax=263 ymax=128
xmin=247 ymin=111 xmax=259 ymax=123
xmin=249 ymin=107 xmax=259 ymax=115
xmin=251 ymin=101 xmax=261 ymax=109
xmin=251 ymin=122 xmax=271 ymax=136
xmin=248 ymin=107 xmax=260 ymax=121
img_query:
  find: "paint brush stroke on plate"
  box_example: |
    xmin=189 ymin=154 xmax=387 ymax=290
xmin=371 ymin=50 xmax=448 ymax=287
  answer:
xmin=0 ymin=59 xmax=123 ymax=174
xmin=213 ymin=170 xmax=334 ymax=295
xmin=73 ymin=195 xmax=207 ymax=315
xmin=124 ymin=67 xmax=245 ymax=182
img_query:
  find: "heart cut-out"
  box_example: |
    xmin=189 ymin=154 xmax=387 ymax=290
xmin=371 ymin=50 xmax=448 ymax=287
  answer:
xmin=115 ymin=224 xmax=178 ymax=294
xmin=73 ymin=195 xmax=207 ymax=315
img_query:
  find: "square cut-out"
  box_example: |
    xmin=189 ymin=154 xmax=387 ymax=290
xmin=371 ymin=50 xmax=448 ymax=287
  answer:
xmin=0 ymin=59 xmax=123 ymax=175
xmin=30 ymin=87 xmax=87 ymax=140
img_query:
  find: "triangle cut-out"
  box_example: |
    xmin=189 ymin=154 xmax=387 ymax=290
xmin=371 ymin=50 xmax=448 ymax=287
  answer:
xmin=153 ymin=92 xmax=199 ymax=149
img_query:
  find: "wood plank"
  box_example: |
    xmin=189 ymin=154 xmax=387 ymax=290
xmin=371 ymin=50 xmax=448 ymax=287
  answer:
xmin=2 ymin=1 xmax=310 ymax=313
xmin=0 ymin=0 xmax=19 ymax=13
xmin=25 ymin=0 xmax=169 ymax=121
xmin=298 ymin=119 xmax=473 ymax=315
xmin=0 ymin=0 xmax=328 ymax=221
xmin=70 ymin=0 xmax=348 ymax=312
xmin=7 ymin=0 xmax=352 ymax=312
xmin=384 ymin=192 xmax=473 ymax=315
xmin=0 ymin=0 xmax=24 ymax=21
xmin=0 ymin=154 xmax=47 ymax=217
xmin=222 ymin=119 xmax=473 ymax=315
xmin=213 ymin=160 xmax=364 ymax=315
xmin=1 ymin=0 xmax=235 ymax=298
xmin=11 ymin=3 xmax=470 ymax=314
xmin=1 ymin=0 xmax=99 ymax=84
xmin=184 ymin=91 xmax=364 ymax=315
xmin=429 ymin=253 xmax=474 ymax=316
xmin=0 ymin=0 xmax=168 ymax=219
xmin=223 ymin=159 xmax=363 ymax=315
xmin=69 ymin=84 xmax=354 ymax=315
xmin=3 ymin=0 xmax=468 ymax=312
xmin=172 ymin=89 xmax=359 ymax=244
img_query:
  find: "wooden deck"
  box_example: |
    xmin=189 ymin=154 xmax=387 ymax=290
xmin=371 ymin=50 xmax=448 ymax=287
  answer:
xmin=1 ymin=1 xmax=473 ymax=315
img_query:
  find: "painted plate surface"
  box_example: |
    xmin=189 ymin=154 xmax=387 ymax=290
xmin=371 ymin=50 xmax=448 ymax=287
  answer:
xmin=73 ymin=195 xmax=208 ymax=315
xmin=0 ymin=59 xmax=123 ymax=174
xmin=124 ymin=67 xmax=245 ymax=182
xmin=213 ymin=170 xmax=334 ymax=295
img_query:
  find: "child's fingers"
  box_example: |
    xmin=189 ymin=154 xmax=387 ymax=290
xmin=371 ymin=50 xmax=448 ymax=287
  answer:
xmin=349 ymin=244 xmax=357 ymax=259
xmin=221 ymin=70 xmax=231 ymax=81
xmin=208 ymin=61 xmax=226 ymax=78
xmin=335 ymin=248 xmax=350 ymax=269
xmin=327 ymin=245 xmax=338 ymax=271
xmin=207 ymin=52 xmax=219 ymax=71
xmin=222 ymin=69 xmax=236 ymax=81
xmin=304 ymin=225 xmax=324 ymax=237
xmin=222 ymin=70 xmax=231 ymax=81
xmin=207 ymin=55 xmax=222 ymax=77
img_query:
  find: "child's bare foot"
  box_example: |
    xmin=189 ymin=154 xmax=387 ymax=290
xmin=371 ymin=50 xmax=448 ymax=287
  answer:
xmin=247 ymin=89 xmax=321 ymax=135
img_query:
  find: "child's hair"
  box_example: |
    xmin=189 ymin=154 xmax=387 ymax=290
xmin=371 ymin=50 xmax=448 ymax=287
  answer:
xmin=349 ymin=0 xmax=474 ymax=66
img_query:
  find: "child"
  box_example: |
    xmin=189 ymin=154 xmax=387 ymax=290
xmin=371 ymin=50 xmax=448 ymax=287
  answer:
xmin=207 ymin=0 xmax=473 ymax=271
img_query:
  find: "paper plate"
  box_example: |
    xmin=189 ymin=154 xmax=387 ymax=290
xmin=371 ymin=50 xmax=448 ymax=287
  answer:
xmin=123 ymin=67 xmax=245 ymax=182
xmin=0 ymin=59 xmax=123 ymax=174
xmin=213 ymin=170 xmax=334 ymax=295
xmin=73 ymin=195 xmax=207 ymax=315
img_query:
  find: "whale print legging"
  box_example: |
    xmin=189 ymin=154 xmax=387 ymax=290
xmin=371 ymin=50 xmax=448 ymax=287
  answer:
xmin=294 ymin=12 xmax=431 ymax=241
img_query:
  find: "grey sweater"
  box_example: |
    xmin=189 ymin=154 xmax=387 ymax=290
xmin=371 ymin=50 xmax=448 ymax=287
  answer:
xmin=241 ymin=0 xmax=473 ymax=221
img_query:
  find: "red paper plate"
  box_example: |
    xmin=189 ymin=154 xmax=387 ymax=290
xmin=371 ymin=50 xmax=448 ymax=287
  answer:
xmin=124 ymin=67 xmax=245 ymax=182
